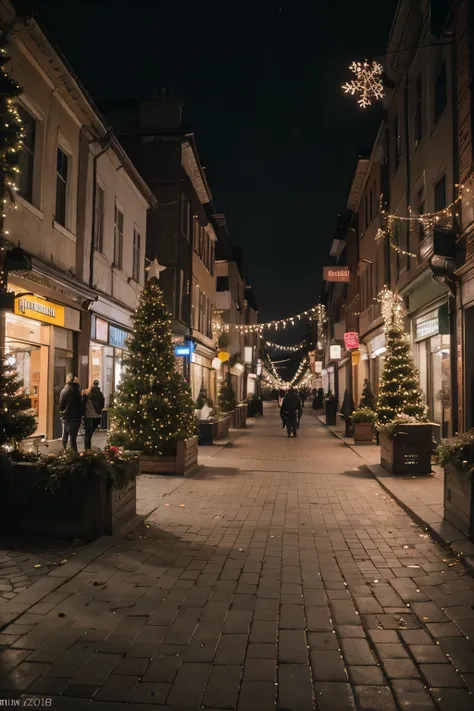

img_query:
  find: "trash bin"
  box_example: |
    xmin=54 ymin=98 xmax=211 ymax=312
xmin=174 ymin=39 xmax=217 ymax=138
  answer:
xmin=325 ymin=399 xmax=337 ymax=426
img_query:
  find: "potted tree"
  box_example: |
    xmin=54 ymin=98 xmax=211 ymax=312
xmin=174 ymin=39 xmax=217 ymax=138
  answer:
xmin=109 ymin=278 xmax=198 ymax=476
xmin=218 ymin=380 xmax=238 ymax=427
xmin=352 ymin=408 xmax=377 ymax=444
xmin=376 ymin=290 xmax=433 ymax=475
xmin=247 ymin=393 xmax=263 ymax=417
xmin=352 ymin=379 xmax=376 ymax=444
xmin=0 ymin=359 xmax=37 ymax=476
xmin=437 ymin=430 xmax=474 ymax=540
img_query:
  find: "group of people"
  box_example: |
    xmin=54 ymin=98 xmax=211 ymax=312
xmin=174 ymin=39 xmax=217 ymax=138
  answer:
xmin=278 ymin=387 xmax=304 ymax=437
xmin=59 ymin=375 xmax=105 ymax=452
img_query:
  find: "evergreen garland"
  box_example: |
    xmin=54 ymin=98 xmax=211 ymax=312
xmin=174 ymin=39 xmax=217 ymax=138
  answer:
xmin=109 ymin=279 xmax=197 ymax=455
xmin=0 ymin=25 xmax=24 ymax=201
xmin=376 ymin=289 xmax=427 ymax=426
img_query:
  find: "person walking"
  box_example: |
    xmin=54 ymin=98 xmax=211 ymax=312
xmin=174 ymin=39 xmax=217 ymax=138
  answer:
xmin=59 ymin=375 xmax=83 ymax=452
xmin=281 ymin=386 xmax=303 ymax=437
xmin=82 ymin=379 xmax=105 ymax=450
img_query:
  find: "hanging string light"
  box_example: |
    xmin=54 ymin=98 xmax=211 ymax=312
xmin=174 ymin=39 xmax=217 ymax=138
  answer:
xmin=263 ymin=339 xmax=306 ymax=353
xmin=218 ymin=305 xmax=320 ymax=333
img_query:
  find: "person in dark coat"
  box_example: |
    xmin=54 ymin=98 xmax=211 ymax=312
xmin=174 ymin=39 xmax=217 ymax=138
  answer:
xmin=341 ymin=390 xmax=355 ymax=437
xmin=281 ymin=387 xmax=303 ymax=437
xmin=82 ymin=380 xmax=105 ymax=449
xmin=59 ymin=375 xmax=83 ymax=452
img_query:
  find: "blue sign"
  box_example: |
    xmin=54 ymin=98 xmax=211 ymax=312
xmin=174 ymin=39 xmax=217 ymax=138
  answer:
xmin=174 ymin=340 xmax=195 ymax=357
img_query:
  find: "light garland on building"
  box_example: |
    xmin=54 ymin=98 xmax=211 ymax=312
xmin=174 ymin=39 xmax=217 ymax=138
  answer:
xmin=342 ymin=60 xmax=384 ymax=108
xmin=219 ymin=306 xmax=319 ymax=333
xmin=374 ymin=182 xmax=469 ymax=259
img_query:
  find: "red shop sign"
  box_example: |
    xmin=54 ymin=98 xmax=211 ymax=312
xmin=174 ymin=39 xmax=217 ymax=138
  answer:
xmin=344 ymin=332 xmax=360 ymax=350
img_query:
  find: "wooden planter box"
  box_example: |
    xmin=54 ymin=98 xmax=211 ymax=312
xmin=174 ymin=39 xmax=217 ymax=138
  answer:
xmin=444 ymin=462 xmax=474 ymax=540
xmin=380 ymin=423 xmax=434 ymax=474
xmin=230 ymin=403 xmax=247 ymax=429
xmin=354 ymin=422 xmax=375 ymax=444
xmin=247 ymin=399 xmax=263 ymax=417
xmin=199 ymin=417 xmax=230 ymax=445
xmin=139 ymin=436 xmax=199 ymax=476
xmin=2 ymin=460 xmax=137 ymax=540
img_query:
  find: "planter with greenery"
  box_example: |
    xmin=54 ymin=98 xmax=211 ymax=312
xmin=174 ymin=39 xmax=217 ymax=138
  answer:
xmin=376 ymin=290 xmax=433 ymax=474
xmin=352 ymin=408 xmax=376 ymax=444
xmin=109 ymin=279 xmax=198 ymax=476
xmin=198 ymin=413 xmax=231 ymax=445
xmin=2 ymin=447 xmax=137 ymax=540
xmin=437 ymin=430 xmax=474 ymax=540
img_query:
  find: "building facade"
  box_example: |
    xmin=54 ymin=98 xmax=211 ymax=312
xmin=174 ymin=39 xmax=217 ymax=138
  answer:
xmin=2 ymin=4 xmax=154 ymax=440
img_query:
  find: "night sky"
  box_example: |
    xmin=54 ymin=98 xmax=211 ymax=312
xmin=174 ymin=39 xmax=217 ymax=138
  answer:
xmin=32 ymin=0 xmax=397 ymax=323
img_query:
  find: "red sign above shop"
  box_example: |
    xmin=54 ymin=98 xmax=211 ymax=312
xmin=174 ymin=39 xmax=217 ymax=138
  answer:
xmin=323 ymin=267 xmax=350 ymax=282
xmin=344 ymin=332 xmax=360 ymax=350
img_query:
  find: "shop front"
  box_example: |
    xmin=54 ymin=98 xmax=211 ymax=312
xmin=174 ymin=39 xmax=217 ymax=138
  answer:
xmin=5 ymin=292 xmax=81 ymax=440
xmin=413 ymin=303 xmax=451 ymax=438
xmin=190 ymin=343 xmax=217 ymax=405
xmin=89 ymin=315 xmax=130 ymax=415
xmin=366 ymin=332 xmax=386 ymax=395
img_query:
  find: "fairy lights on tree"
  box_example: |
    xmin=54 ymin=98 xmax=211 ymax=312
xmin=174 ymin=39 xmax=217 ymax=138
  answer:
xmin=342 ymin=60 xmax=384 ymax=108
xmin=376 ymin=288 xmax=427 ymax=426
xmin=109 ymin=279 xmax=197 ymax=455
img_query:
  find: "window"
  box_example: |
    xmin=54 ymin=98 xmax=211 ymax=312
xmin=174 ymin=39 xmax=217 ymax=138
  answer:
xmin=180 ymin=195 xmax=190 ymax=240
xmin=434 ymin=175 xmax=446 ymax=211
xmin=17 ymin=105 xmax=36 ymax=203
xmin=394 ymin=108 xmax=402 ymax=170
xmin=434 ymin=63 xmax=447 ymax=124
xmin=193 ymin=216 xmax=200 ymax=252
xmin=414 ymin=75 xmax=422 ymax=146
xmin=132 ymin=228 xmax=141 ymax=282
xmin=210 ymin=240 xmax=215 ymax=275
xmin=114 ymin=203 xmax=124 ymax=268
xmin=373 ymin=180 xmax=378 ymax=215
xmin=369 ymin=188 xmax=373 ymax=222
xmin=55 ymin=147 xmax=69 ymax=227
xmin=94 ymin=184 xmax=105 ymax=252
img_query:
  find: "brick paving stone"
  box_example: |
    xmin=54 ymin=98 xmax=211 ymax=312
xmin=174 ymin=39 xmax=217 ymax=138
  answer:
xmin=392 ymin=679 xmax=438 ymax=710
xmin=348 ymin=666 xmax=386 ymax=686
xmin=307 ymin=632 xmax=339 ymax=650
xmin=214 ymin=634 xmax=247 ymax=665
xmin=279 ymin=604 xmax=305 ymax=629
xmin=374 ymin=643 xmax=409 ymax=659
xmin=243 ymin=658 xmax=276 ymax=682
xmin=420 ymin=663 xmax=465 ymax=687
xmin=310 ymin=651 xmax=348 ymax=682
xmin=409 ymin=644 xmax=450 ymax=664
xmin=142 ymin=655 xmax=181 ymax=683
xmin=314 ymin=681 xmax=356 ymax=711
xmin=129 ymin=681 xmax=171 ymax=705
xmin=166 ymin=662 xmax=211 ymax=707
xmin=278 ymin=663 xmax=314 ymax=711
xmin=382 ymin=658 xmax=420 ymax=679
xmin=278 ymin=629 xmax=307 ymax=663
xmin=237 ymin=680 xmax=276 ymax=711
xmin=429 ymin=688 xmax=474 ymax=711
xmin=94 ymin=675 xmax=139 ymax=702
xmin=222 ymin=610 xmax=252 ymax=634
xmin=340 ymin=638 xmax=375 ymax=666
xmin=201 ymin=665 xmax=242 ymax=709
xmin=354 ymin=685 xmax=397 ymax=711
xmin=0 ymin=661 xmax=49 ymax=691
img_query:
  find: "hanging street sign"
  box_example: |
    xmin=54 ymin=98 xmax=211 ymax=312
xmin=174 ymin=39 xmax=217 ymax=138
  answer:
xmin=344 ymin=332 xmax=360 ymax=350
xmin=329 ymin=344 xmax=342 ymax=360
xmin=174 ymin=340 xmax=195 ymax=357
xmin=323 ymin=267 xmax=350 ymax=282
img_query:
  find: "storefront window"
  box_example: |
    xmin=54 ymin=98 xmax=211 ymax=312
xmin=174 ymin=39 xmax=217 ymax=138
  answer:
xmin=114 ymin=348 xmax=125 ymax=391
xmin=89 ymin=343 xmax=114 ymax=407
xmin=431 ymin=337 xmax=451 ymax=438
xmin=53 ymin=347 xmax=74 ymax=439
xmin=5 ymin=314 xmax=49 ymax=438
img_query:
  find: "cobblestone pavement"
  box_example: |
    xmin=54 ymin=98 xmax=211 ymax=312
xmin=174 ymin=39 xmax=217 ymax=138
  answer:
xmin=1 ymin=404 xmax=474 ymax=710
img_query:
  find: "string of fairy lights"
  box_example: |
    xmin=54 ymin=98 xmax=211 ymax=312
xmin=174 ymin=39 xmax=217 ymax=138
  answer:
xmin=263 ymin=338 xmax=307 ymax=353
xmin=261 ymin=354 xmax=311 ymax=390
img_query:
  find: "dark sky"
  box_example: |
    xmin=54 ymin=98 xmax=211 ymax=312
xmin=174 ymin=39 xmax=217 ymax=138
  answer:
xmin=32 ymin=0 xmax=397 ymax=323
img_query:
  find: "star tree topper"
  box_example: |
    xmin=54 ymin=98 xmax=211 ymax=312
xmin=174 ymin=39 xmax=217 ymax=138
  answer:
xmin=146 ymin=258 xmax=167 ymax=281
xmin=342 ymin=60 xmax=384 ymax=108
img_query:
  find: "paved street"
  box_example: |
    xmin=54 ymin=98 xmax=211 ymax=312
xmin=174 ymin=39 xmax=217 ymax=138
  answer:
xmin=1 ymin=404 xmax=474 ymax=710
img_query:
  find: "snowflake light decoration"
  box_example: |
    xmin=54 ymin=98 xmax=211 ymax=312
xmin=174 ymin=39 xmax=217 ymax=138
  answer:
xmin=342 ymin=60 xmax=384 ymax=108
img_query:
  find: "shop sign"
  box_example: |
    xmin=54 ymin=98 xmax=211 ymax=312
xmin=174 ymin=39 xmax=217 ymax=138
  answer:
xmin=415 ymin=309 xmax=439 ymax=340
xmin=174 ymin=340 xmax=195 ymax=357
xmin=351 ymin=349 xmax=360 ymax=366
xmin=95 ymin=317 xmax=109 ymax=343
xmin=329 ymin=344 xmax=342 ymax=360
xmin=344 ymin=331 xmax=360 ymax=350
xmin=109 ymin=325 xmax=129 ymax=349
xmin=244 ymin=346 xmax=253 ymax=364
xmin=15 ymin=294 xmax=64 ymax=327
xmin=315 ymin=360 xmax=322 ymax=373
xmin=323 ymin=267 xmax=350 ymax=282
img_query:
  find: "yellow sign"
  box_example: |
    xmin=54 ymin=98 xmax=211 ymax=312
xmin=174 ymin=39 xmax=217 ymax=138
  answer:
xmin=351 ymin=349 xmax=360 ymax=367
xmin=14 ymin=294 xmax=65 ymax=327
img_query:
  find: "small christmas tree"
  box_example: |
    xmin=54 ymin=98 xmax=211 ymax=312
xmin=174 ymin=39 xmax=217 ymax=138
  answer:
xmin=109 ymin=279 xmax=197 ymax=455
xmin=0 ymin=360 xmax=36 ymax=450
xmin=195 ymin=386 xmax=210 ymax=409
xmin=218 ymin=380 xmax=236 ymax=412
xmin=377 ymin=289 xmax=427 ymax=426
xmin=359 ymin=379 xmax=376 ymax=410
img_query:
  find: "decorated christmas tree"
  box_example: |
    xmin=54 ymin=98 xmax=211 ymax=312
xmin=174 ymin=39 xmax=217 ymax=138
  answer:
xmin=359 ymin=378 xmax=376 ymax=410
xmin=0 ymin=361 xmax=36 ymax=450
xmin=218 ymin=380 xmax=236 ymax=413
xmin=109 ymin=279 xmax=197 ymax=455
xmin=376 ymin=289 xmax=427 ymax=426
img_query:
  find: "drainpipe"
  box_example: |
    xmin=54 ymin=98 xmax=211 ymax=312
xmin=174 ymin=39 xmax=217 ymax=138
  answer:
xmin=89 ymin=131 xmax=114 ymax=288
